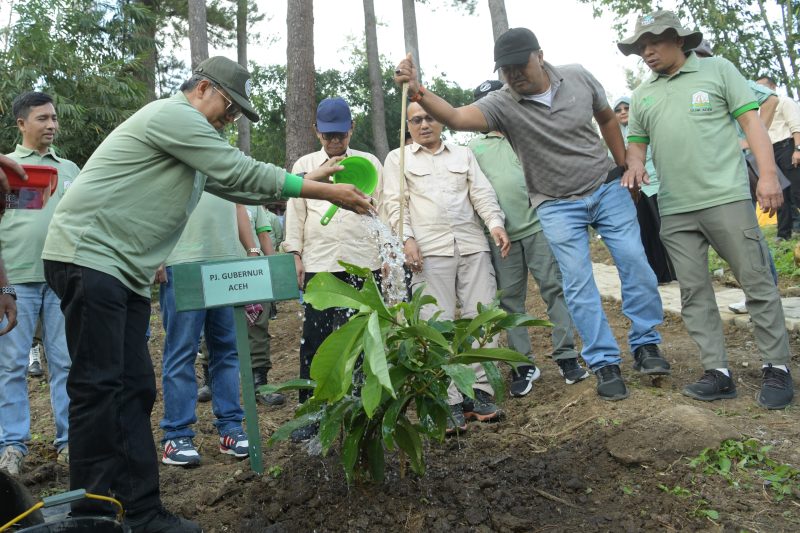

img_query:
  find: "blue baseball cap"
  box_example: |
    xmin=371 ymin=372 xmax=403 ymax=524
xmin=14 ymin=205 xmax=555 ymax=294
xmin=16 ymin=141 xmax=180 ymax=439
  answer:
xmin=316 ymin=97 xmax=352 ymax=133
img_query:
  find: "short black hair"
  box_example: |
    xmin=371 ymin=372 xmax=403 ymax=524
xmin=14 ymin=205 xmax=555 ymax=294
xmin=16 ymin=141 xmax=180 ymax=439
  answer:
xmin=12 ymin=91 xmax=54 ymax=121
xmin=180 ymin=74 xmax=211 ymax=92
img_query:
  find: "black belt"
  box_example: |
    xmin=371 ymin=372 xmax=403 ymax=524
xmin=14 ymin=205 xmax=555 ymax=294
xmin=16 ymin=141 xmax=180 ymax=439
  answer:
xmin=605 ymin=165 xmax=625 ymax=183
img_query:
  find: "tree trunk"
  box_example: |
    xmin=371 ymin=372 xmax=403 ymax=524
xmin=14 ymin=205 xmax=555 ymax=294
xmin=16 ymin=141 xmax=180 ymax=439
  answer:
xmin=285 ymin=0 xmax=316 ymax=170
xmin=188 ymin=0 xmax=209 ymax=70
xmin=236 ymin=0 xmax=251 ymax=155
xmin=780 ymin=0 xmax=798 ymax=98
xmin=401 ymin=0 xmax=421 ymax=78
xmin=487 ymin=0 xmax=509 ymax=41
xmin=134 ymin=0 xmax=158 ymax=102
xmin=363 ymin=0 xmax=389 ymax=161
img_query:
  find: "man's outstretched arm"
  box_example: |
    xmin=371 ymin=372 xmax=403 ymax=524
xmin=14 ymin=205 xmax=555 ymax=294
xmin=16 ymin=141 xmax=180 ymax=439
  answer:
xmin=394 ymin=53 xmax=489 ymax=132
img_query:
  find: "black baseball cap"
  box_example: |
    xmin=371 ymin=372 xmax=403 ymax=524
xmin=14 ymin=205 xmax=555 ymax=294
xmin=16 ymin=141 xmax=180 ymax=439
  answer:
xmin=473 ymin=79 xmax=504 ymax=102
xmin=194 ymin=56 xmax=260 ymax=122
xmin=494 ymin=28 xmax=540 ymax=71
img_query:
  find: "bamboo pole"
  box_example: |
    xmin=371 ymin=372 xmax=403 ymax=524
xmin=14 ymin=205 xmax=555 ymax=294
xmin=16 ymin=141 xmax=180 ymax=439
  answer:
xmin=398 ymin=82 xmax=409 ymax=244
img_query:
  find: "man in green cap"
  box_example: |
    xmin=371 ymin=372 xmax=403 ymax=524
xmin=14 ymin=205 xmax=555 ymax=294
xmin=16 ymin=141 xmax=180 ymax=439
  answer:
xmin=41 ymin=56 xmax=372 ymax=532
xmin=619 ymin=10 xmax=793 ymax=409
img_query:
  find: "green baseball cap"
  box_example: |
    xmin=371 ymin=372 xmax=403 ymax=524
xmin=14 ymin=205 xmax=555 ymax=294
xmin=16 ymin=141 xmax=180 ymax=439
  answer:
xmin=617 ymin=10 xmax=703 ymax=57
xmin=194 ymin=56 xmax=260 ymax=122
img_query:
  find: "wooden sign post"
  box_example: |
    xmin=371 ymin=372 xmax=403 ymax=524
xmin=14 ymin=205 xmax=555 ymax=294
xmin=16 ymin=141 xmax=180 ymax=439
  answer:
xmin=172 ymin=254 xmax=300 ymax=474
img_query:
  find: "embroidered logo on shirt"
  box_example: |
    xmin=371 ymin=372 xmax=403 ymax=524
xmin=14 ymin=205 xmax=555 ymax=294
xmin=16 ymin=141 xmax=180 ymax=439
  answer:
xmin=641 ymin=96 xmax=655 ymax=108
xmin=690 ymin=91 xmax=712 ymax=113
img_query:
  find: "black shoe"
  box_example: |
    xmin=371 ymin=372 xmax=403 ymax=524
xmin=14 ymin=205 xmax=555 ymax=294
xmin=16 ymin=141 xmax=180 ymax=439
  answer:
xmin=127 ymin=506 xmax=202 ymax=533
xmin=462 ymin=390 xmax=501 ymax=422
xmin=197 ymin=364 xmax=211 ymax=403
xmin=445 ymin=403 xmax=467 ymax=436
xmin=557 ymin=358 xmax=591 ymax=385
xmin=27 ymin=360 xmax=44 ymax=377
xmin=632 ymin=344 xmax=671 ymax=375
xmin=595 ymin=364 xmax=629 ymax=401
xmin=253 ymin=367 xmax=285 ymax=406
xmin=682 ymin=370 xmax=737 ymax=401
xmin=290 ymin=423 xmax=319 ymax=443
xmin=509 ymin=364 xmax=541 ymax=397
xmin=757 ymin=365 xmax=794 ymax=409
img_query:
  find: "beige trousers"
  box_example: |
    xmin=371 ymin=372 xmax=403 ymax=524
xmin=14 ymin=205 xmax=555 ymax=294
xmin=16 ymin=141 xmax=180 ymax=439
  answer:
xmin=412 ymin=242 xmax=497 ymax=404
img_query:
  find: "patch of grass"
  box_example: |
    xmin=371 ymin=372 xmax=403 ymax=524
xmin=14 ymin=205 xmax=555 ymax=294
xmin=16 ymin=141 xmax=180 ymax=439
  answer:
xmin=267 ymin=465 xmax=283 ymax=478
xmin=657 ymin=484 xmax=691 ymax=497
xmin=689 ymin=438 xmax=800 ymax=501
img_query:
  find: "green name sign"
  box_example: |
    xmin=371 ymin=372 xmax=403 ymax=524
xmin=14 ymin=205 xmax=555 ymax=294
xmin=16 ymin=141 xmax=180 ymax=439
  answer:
xmin=201 ymin=260 xmax=273 ymax=307
xmin=172 ymin=254 xmax=300 ymax=312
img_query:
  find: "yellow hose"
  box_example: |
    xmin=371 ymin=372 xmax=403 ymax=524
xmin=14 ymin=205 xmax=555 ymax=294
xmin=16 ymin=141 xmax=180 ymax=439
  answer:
xmin=0 ymin=493 xmax=124 ymax=532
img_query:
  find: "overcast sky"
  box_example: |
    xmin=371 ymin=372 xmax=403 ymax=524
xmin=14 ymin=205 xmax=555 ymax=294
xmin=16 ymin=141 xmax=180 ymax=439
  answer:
xmin=211 ymin=0 xmax=651 ymax=102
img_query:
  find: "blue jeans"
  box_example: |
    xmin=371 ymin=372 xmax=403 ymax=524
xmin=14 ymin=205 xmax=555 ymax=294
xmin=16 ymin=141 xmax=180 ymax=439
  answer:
xmin=159 ymin=267 xmax=243 ymax=442
xmin=537 ymin=181 xmax=663 ymax=370
xmin=0 ymin=283 xmax=71 ymax=453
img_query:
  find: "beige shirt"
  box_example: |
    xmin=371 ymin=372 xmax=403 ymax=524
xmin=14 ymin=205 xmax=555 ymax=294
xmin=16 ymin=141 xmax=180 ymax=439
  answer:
xmin=383 ymin=141 xmax=505 ymax=257
xmin=283 ymin=147 xmax=384 ymax=272
xmin=767 ymin=95 xmax=800 ymax=144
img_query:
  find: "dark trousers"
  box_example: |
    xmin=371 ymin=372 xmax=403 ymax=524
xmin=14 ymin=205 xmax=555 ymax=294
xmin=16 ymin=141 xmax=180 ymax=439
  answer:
xmin=44 ymin=261 xmax=160 ymax=518
xmin=298 ymin=270 xmax=377 ymax=403
xmin=774 ymin=139 xmax=800 ymax=239
xmin=636 ymin=193 xmax=677 ymax=284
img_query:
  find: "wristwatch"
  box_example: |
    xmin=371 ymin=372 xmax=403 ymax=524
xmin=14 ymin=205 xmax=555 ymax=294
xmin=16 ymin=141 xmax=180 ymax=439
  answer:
xmin=1 ymin=286 xmax=16 ymax=300
xmin=246 ymin=248 xmax=262 ymax=255
xmin=795 ymin=145 xmax=800 ymax=151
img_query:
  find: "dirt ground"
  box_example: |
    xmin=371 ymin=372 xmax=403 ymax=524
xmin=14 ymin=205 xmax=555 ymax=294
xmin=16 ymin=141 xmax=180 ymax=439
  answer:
xmin=18 ymin=257 xmax=800 ymax=532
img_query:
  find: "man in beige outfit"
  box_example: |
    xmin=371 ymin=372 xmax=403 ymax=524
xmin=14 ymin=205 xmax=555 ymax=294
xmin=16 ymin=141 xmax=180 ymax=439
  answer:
xmin=383 ymin=102 xmax=510 ymax=434
xmin=282 ymin=97 xmax=384 ymax=441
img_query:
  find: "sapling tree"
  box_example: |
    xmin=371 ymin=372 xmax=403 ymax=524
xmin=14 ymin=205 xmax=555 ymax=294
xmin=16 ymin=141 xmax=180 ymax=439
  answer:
xmin=262 ymin=262 xmax=549 ymax=483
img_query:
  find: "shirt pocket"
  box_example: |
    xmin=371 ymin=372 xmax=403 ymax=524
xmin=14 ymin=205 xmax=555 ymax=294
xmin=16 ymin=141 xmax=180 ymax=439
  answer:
xmin=444 ymin=162 xmax=470 ymax=193
xmin=405 ymin=164 xmax=433 ymax=195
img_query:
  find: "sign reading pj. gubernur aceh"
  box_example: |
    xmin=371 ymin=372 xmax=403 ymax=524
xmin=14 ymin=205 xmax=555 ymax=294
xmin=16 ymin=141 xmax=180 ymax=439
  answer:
xmin=171 ymin=254 xmax=300 ymax=312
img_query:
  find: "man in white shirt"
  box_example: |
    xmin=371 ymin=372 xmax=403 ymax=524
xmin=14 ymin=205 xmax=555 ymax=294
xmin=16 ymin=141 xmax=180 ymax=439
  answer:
xmin=383 ymin=102 xmax=510 ymax=434
xmin=282 ymin=97 xmax=384 ymax=442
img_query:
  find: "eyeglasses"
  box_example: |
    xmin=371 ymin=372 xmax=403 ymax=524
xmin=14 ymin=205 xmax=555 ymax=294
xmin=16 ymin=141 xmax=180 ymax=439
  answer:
xmin=320 ymin=131 xmax=349 ymax=141
xmin=408 ymin=115 xmax=436 ymax=126
xmin=212 ymin=86 xmax=243 ymax=122
xmin=614 ymin=106 xmax=630 ymax=113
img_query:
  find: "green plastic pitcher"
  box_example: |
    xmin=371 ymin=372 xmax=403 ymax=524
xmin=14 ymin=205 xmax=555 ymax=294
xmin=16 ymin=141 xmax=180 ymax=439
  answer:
xmin=320 ymin=156 xmax=378 ymax=226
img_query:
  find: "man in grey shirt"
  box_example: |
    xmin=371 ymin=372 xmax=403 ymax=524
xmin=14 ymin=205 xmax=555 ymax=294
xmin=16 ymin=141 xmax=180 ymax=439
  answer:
xmin=394 ymin=28 xmax=669 ymax=401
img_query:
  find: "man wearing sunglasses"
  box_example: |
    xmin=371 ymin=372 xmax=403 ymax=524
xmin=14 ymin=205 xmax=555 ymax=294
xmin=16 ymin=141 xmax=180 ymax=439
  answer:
xmin=41 ymin=57 xmax=372 ymax=532
xmin=383 ymin=102 xmax=510 ymax=434
xmin=282 ymin=97 xmax=384 ymax=442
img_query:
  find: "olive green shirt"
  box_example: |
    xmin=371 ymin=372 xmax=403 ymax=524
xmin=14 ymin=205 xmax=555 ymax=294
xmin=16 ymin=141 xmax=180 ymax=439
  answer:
xmin=1 ymin=145 xmax=80 ymax=283
xmin=166 ymin=191 xmax=243 ymax=267
xmin=264 ymin=210 xmax=284 ymax=250
xmin=245 ymin=205 xmax=272 ymax=247
xmin=468 ymin=132 xmax=541 ymax=241
xmin=42 ymin=92 xmax=303 ymax=296
xmin=628 ymin=53 xmax=757 ymax=216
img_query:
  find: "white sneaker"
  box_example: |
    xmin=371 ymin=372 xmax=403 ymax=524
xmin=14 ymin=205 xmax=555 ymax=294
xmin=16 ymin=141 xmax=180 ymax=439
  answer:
xmin=728 ymin=300 xmax=748 ymax=314
xmin=0 ymin=446 xmax=24 ymax=476
xmin=29 ymin=344 xmax=42 ymax=365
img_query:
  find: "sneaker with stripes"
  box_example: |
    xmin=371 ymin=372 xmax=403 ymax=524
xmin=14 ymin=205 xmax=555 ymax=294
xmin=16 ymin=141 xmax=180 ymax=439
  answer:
xmin=219 ymin=431 xmax=249 ymax=458
xmin=162 ymin=437 xmax=200 ymax=467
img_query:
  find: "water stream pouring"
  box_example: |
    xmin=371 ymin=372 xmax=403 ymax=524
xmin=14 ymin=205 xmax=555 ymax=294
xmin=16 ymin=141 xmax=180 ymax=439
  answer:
xmin=319 ymin=156 xmax=378 ymax=226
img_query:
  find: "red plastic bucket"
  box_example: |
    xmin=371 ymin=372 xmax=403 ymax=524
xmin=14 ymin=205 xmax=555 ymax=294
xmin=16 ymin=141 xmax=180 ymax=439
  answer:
xmin=5 ymin=164 xmax=59 ymax=209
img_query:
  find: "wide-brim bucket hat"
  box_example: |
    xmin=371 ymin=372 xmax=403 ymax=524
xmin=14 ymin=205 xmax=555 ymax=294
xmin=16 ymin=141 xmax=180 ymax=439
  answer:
xmin=618 ymin=10 xmax=703 ymax=56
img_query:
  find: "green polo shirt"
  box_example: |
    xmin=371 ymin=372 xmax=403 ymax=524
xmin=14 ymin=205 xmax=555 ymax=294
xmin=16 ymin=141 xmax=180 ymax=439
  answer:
xmin=264 ymin=210 xmax=284 ymax=250
xmin=166 ymin=191 xmax=244 ymax=266
xmin=244 ymin=205 xmax=272 ymax=247
xmin=468 ymin=132 xmax=541 ymax=241
xmin=42 ymin=91 xmax=304 ymax=297
xmin=0 ymin=145 xmax=80 ymax=283
xmin=628 ymin=53 xmax=757 ymax=216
